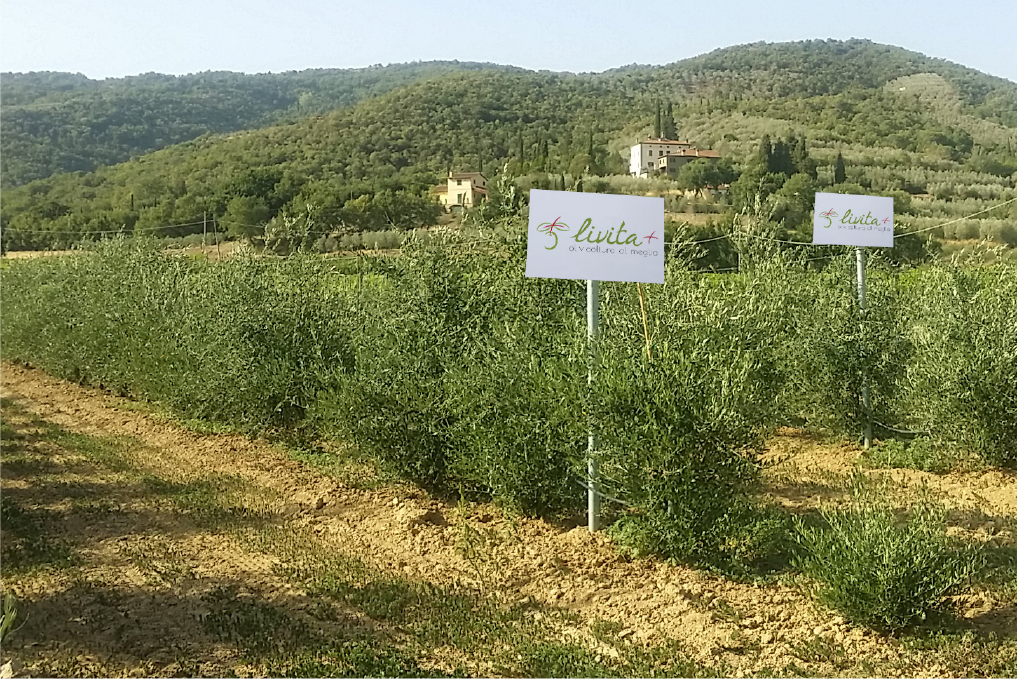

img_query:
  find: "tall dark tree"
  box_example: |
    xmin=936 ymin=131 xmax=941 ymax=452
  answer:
xmin=756 ymin=134 xmax=773 ymax=170
xmin=834 ymin=152 xmax=847 ymax=184
xmin=790 ymin=134 xmax=817 ymax=179
xmin=662 ymin=102 xmax=677 ymax=139
xmin=653 ymin=100 xmax=662 ymax=139
xmin=771 ymin=139 xmax=794 ymax=175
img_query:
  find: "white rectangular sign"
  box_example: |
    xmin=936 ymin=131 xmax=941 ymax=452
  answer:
xmin=813 ymin=192 xmax=894 ymax=248
xmin=525 ymin=189 xmax=665 ymax=284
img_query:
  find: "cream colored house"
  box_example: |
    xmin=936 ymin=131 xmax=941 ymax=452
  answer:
xmin=432 ymin=172 xmax=488 ymax=210
xmin=629 ymin=138 xmax=721 ymax=177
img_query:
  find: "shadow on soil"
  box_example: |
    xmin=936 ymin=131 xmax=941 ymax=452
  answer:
xmin=1 ymin=395 xmax=432 ymax=676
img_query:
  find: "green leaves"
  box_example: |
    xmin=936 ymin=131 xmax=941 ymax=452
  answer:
xmin=794 ymin=497 xmax=983 ymax=630
xmin=0 ymin=593 xmax=17 ymax=643
xmin=2 ymin=236 xmax=1014 ymax=542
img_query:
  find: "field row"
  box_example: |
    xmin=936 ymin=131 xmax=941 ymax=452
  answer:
xmin=1 ymin=237 xmax=1015 ymax=626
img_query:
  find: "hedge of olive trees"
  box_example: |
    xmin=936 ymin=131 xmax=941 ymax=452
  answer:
xmin=2 ymin=236 xmax=1014 ymax=531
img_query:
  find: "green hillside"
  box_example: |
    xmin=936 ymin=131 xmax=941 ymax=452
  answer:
xmin=2 ymin=39 xmax=1015 ymax=251
xmin=0 ymin=62 xmax=515 ymax=186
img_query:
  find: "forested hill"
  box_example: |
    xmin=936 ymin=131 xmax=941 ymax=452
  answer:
xmin=0 ymin=61 xmax=517 ymax=186
xmin=614 ymin=40 xmax=1017 ymax=124
xmin=2 ymin=39 xmax=1015 ymax=250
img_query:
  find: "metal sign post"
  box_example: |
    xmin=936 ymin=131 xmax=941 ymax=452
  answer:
xmin=586 ymin=279 xmax=601 ymax=532
xmin=855 ymin=247 xmax=872 ymax=449
xmin=524 ymin=189 xmax=665 ymax=533
xmin=813 ymin=192 xmax=892 ymax=452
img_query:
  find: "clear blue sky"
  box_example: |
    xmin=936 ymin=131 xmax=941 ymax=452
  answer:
xmin=2 ymin=0 xmax=1015 ymax=83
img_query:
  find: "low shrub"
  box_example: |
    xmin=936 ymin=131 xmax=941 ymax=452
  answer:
xmin=610 ymin=501 xmax=793 ymax=579
xmin=3 ymin=233 xmax=1016 ymax=552
xmin=863 ymin=437 xmax=959 ymax=473
xmin=794 ymin=498 xmax=981 ymax=630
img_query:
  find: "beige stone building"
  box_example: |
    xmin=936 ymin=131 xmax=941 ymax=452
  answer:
xmin=656 ymin=148 xmax=722 ymax=176
xmin=629 ymin=138 xmax=721 ymax=177
xmin=432 ymin=172 xmax=488 ymax=210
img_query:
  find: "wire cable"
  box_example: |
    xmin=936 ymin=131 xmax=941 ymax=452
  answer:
xmin=873 ymin=419 xmax=932 ymax=436
xmin=897 ymin=196 xmax=1017 ymax=237
xmin=5 ymin=219 xmax=207 ymax=235
xmin=574 ymin=476 xmax=632 ymax=507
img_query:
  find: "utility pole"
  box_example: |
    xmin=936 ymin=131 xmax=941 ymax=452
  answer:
xmin=212 ymin=217 xmax=222 ymax=260
xmin=203 ymin=211 xmax=207 ymax=250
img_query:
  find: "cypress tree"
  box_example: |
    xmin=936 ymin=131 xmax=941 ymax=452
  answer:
xmin=663 ymin=102 xmax=677 ymax=139
xmin=834 ymin=152 xmax=847 ymax=184
xmin=772 ymin=139 xmax=793 ymax=175
xmin=756 ymin=134 xmax=773 ymax=170
xmin=791 ymin=134 xmax=817 ymax=179
xmin=654 ymin=100 xmax=662 ymax=139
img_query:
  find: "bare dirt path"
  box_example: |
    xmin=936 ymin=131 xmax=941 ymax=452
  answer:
xmin=2 ymin=362 xmax=1015 ymax=677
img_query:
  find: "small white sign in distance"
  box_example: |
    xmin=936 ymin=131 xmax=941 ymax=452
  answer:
xmin=525 ymin=189 xmax=665 ymax=284
xmin=813 ymin=192 xmax=894 ymax=248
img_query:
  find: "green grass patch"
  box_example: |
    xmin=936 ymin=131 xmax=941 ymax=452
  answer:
xmin=264 ymin=642 xmax=438 ymax=679
xmin=862 ymin=437 xmax=965 ymax=474
xmin=0 ymin=495 xmax=77 ymax=573
xmin=47 ymin=428 xmax=135 ymax=471
xmin=201 ymin=584 xmax=323 ymax=655
xmin=789 ymin=636 xmax=850 ymax=670
xmin=278 ymin=546 xmax=539 ymax=652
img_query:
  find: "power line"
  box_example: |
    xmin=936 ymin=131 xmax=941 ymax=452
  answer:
xmin=898 ymin=196 xmax=1017 ymax=236
xmin=5 ymin=219 xmax=206 ymax=235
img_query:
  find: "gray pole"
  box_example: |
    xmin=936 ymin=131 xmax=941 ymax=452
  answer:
xmin=855 ymin=247 xmax=872 ymax=449
xmin=587 ymin=279 xmax=601 ymax=532
xmin=203 ymin=211 xmax=207 ymax=249
xmin=212 ymin=217 xmax=222 ymax=260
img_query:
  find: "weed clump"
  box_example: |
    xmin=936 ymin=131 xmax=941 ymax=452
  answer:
xmin=863 ymin=437 xmax=960 ymax=473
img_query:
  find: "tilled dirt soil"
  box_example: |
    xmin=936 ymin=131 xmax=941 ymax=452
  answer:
xmin=1 ymin=362 xmax=1015 ymax=677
